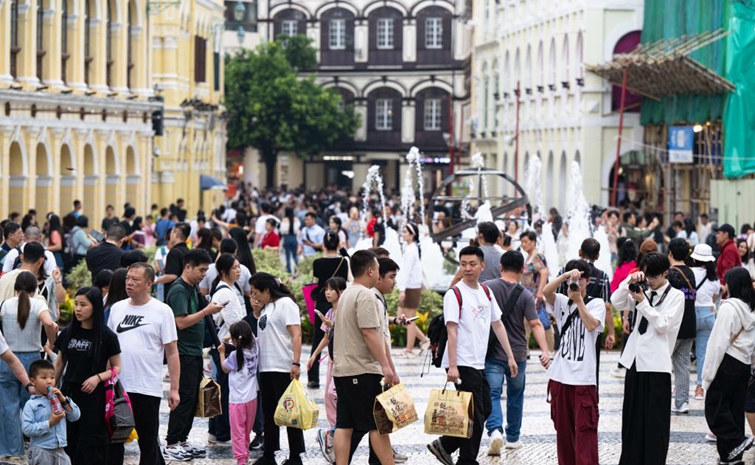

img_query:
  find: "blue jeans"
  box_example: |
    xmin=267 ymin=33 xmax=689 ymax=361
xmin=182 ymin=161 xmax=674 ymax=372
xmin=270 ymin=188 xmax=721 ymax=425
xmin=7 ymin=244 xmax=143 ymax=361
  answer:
xmin=696 ymin=305 xmax=716 ymax=386
xmin=282 ymin=235 xmax=298 ymax=274
xmin=0 ymin=351 xmax=40 ymax=456
xmin=484 ymin=358 xmax=527 ymax=442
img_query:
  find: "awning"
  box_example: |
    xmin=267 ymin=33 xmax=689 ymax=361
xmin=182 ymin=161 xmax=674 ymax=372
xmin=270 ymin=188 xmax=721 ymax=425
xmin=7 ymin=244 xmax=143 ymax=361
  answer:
xmin=585 ymin=30 xmax=735 ymax=100
xmin=200 ymin=174 xmax=226 ymax=191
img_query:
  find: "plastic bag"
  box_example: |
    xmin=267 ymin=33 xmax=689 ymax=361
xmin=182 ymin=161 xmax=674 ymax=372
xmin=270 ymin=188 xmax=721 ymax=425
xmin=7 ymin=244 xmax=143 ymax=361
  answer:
xmin=274 ymin=378 xmax=319 ymax=430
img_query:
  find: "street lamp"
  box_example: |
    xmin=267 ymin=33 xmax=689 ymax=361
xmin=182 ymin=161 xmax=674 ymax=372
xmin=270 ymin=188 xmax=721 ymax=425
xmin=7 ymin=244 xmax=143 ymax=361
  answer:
xmin=234 ymin=2 xmax=245 ymax=21
xmin=237 ymin=26 xmax=245 ymax=45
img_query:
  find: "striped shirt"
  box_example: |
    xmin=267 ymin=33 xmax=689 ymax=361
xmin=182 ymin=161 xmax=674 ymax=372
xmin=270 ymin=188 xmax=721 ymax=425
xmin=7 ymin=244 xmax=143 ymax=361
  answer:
xmin=556 ymin=261 xmax=611 ymax=302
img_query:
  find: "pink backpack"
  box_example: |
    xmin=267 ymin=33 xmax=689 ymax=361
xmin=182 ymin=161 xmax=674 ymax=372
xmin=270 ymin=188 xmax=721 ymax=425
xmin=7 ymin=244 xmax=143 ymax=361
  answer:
xmin=104 ymin=367 xmax=135 ymax=442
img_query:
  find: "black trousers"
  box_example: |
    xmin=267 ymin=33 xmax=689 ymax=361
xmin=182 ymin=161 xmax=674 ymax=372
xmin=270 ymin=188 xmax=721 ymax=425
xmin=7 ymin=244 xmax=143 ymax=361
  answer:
xmin=108 ymin=393 xmax=165 ymax=465
xmin=166 ymin=355 xmax=203 ymax=445
xmin=260 ymin=371 xmax=305 ymax=460
xmin=619 ymin=364 xmax=671 ymax=465
xmin=439 ymin=367 xmax=492 ymax=465
xmin=208 ymin=349 xmax=231 ymax=441
xmin=63 ymin=382 xmax=109 ymax=464
xmin=307 ymin=315 xmax=325 ymax=385
xmin=705 ymin=354 xmax=751 ymax=460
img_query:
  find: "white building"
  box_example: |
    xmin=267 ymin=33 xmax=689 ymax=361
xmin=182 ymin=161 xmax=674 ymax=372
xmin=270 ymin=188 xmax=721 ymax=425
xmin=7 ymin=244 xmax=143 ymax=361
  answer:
xmin=472 ymin=0 xmax=644 ymax=209
xmin=222 ymin=0 xmax=473 ymax=192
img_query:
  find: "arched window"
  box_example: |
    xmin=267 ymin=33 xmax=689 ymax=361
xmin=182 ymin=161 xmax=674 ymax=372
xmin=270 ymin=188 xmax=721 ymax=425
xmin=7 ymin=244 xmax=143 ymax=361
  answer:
xmin=481 ymin=63 xmax=489 ymax=130
xmin=561 ymin=34 xmax=570 ymax=84
xmin=503 ymin=51 xmax=510 ymax=93
xmin=612 ymin=31 xmax=642 ymax=112
xmin=37 ymin=0 xmax=45 ymax=81
xmin=10 ymin=0 xmax=20 ymax=79
xmin=575 ymin=32 xmax=584 ymax=81
xmin=548 ymin=38 xmax=556 ymax=88
xmin=106 ymin=0 xmax=114 ymax=87
xmin=127 ymin=2 xmax=134 ymax=89
xmin=492 ymin=60 xmax=499 ymax=128
xmin=537 ymin=41 xmax=544 ymax=89
xmin=85 ymin=0 xmax=93 ymax=85
xmin=62 ymin=0 xmax=69 ymax=83
xmin=514 ymin=48 xmax=521 ymax=85
xmin=525 ymin=45 xmax=532 ymax=88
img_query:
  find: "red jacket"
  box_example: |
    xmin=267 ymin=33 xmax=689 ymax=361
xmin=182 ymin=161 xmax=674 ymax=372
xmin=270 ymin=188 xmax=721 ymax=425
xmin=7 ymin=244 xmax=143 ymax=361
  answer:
xmin=717 ymin=239 xmax=742 ymax=285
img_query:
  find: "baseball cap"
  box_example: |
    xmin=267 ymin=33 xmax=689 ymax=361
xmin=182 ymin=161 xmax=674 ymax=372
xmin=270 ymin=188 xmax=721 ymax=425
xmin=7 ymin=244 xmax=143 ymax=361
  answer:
xmin=713 ymin=223 xmax=736 ymax=238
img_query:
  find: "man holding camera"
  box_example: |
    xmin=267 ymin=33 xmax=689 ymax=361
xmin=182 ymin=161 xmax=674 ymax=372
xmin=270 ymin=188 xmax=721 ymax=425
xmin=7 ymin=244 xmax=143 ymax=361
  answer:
xmin=611 ymin=253 xmax=685 ymax=465
xmin=544 ymin=260 xmax=606 ymax=465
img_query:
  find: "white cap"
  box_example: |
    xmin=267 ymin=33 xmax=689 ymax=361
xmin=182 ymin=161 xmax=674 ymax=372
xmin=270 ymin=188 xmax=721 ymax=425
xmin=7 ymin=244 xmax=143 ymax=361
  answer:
xmin=690 ymin=243 xmax=715 ymax=262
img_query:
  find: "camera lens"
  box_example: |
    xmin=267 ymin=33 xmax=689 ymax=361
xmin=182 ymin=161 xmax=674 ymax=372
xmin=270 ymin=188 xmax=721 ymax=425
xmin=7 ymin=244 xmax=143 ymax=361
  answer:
xmin=628 ymin=283 xmax=639 ymax=293
xmin=569 ymin=282 xmax=579 ymax=292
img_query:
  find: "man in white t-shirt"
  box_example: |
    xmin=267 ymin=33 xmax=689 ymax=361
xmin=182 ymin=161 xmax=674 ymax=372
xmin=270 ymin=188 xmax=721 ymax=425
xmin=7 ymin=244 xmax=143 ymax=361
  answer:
xmin=544 ymin=260 xmax=605 ymax=465
xmin=198 ymin=238 xmax=252 ymax=303
xmin=254 ymin=203 xmax=274 ymax=247
xmin=108 ymin=262 xmax=180 ymax=465
xmin=428 ymin=246 xmax=518 ymax=465
xmin=1 ymin=226 xmax=57 ymax=276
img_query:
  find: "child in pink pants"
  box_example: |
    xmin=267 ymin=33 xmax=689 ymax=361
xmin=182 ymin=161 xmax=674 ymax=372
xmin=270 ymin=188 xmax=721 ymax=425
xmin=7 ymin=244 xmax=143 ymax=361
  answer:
xmin=219 ymin=321 xmax=260 ymax=465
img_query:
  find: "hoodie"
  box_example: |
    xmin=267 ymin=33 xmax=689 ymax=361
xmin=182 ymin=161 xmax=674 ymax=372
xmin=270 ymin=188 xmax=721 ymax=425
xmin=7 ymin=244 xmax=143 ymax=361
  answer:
xmin=701 ymin=298 xmax=755 ymax=391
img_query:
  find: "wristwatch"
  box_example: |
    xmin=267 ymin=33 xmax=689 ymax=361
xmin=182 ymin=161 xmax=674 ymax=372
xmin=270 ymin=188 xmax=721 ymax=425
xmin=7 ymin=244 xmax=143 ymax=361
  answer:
xmin=24 ymin=382 xmax=32 ymax=392
xmin=61 ymin=398 xmax=71 ymax=406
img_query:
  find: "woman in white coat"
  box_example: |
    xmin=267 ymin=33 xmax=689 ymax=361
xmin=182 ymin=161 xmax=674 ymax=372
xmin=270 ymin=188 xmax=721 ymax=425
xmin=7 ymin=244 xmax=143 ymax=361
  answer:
xmin=702 ymin=267 xmax=755 ymax=465
xmin=397 ymin=223 xmax=429 ymax=356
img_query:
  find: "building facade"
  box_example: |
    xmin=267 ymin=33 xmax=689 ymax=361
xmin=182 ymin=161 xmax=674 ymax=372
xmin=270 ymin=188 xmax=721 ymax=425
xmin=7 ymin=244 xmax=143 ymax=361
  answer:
xmin=230 ymin=0 xmax=472 ymax=192
xmin=471 ymin=0 xmax=644 ymax=209
xmin=0 ymin=0 xmax=227 ymax=228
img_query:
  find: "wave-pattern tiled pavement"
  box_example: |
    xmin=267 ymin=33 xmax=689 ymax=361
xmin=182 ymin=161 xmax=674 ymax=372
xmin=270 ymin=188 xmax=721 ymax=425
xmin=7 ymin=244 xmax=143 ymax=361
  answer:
xmin=3 ymin=349 xmax=743 ymax=464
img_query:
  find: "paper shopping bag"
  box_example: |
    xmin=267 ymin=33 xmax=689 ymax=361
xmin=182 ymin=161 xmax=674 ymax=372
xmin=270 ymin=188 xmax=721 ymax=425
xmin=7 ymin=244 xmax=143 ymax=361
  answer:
xmin=424 ymin=386 xmax=474 ymax=438
xmin=274 ymin=379 xmax=319 ymax=430
xmin=373 ymin=383 xmax=418 ymax=434
xmin=195 ymin=377 xmax=222 ymax=418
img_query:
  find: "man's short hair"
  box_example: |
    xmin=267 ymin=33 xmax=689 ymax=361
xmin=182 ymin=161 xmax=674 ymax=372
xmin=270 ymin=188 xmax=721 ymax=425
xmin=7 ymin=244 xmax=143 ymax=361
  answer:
xmin=564 ymin=259 xmax=592 ymax=278
xmin=24 ymin=226 xmax=42 ymax=241
xmin=700 ymin=213 xmax=708 ymax=219
xmin=378 ymin=257 xmax=400 ymax=277
xmin=174 ymin=222 xmax=191 ymax=241
xmin=21 ymin=242 xmax=46 ymax=263
xmin=121 ymin=249 xmax=148 ymax=268
xmin=160 ymin=207 xmax=168 ymax=216
xmin=304 ymin=211 xmax=317 ymax=220
xmin=29 ymin=359 xmax=54 ymax=378
xmin=73 ymin=200 xmax=81 ymax=208
xmin=580 ymin=238 xmax=600 ymax=261
xmin=459 ymin=245 xmax=484 ymax=262
xmin=351 ymin=250 xmax=378 ymax=277
xmin=106 ymin=204 xmax=114 ymax=211
xmin=184 ymin=249 xmax=212 ymax=268
xmin=368 ymin=247 xmax=390 ymax=258
xmin=622 ymin=211 xmax=634 ymax=223
xmin=129 ymin=262 xmax=156 ymax=283
xmin=500 ymin=251 xmax=524 ymax=273
xmin=2 ymin=222 xmax=18 ymax=239
xmin=641 ymin=252 xmax=671 ymax=277
xmin=672 ymin=221 xmax=683 ymax=229
xmin=106 ymin=224 xmax=127 ymax=242
xmin=477 ymin=222 xmax=501 ymax=244
xmin=123 ymin=207 xmax=136 ymax=218
xmin=668 ymin=238 xmax=691 ymax=261
xmin=219 ymin=238 xmax=239 ymax=254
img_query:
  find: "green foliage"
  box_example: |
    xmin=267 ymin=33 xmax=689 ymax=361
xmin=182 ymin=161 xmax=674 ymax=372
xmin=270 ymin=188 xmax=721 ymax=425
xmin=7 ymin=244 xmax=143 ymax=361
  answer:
xmin=295 ymin=254 xmax=319 ymax=283
xmin=276 ymin=34 xmax=317 ymax=71
xmin=58 ymin=293 xmax=74 ymax=326
xmin=224 ymin=42 xmax=360 ymax=187
xmin=66 ymin=259 xmax=92 ymax=291
xmin=253 ymin=249 xmax=289 ymax=278
xmin=387 ymin=289 xmax=445 ymax=348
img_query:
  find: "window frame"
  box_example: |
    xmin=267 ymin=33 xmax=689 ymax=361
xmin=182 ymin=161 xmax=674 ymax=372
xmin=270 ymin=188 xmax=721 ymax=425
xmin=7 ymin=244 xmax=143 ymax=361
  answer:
xmin=37 ymin=1 xmax=45 ymax=82
xmin=424 ymin=98 xmax=442 ymax=131
xmin=425 ymin=17 xmax=443 ymax=49
xmin=375 ymin=98 xmax=392 ymax=130
xmin=10 ymin=0 xmax=20 ymax=79
xmin=194 ymin=35 xmax=207 ymax=83
xmin=376 ymin=17 xmax=394 ymax=50
xmin=329 ymin=18 xmax=346 ymax=50
xmin=281 ymin=19 xmax=298 ymax=36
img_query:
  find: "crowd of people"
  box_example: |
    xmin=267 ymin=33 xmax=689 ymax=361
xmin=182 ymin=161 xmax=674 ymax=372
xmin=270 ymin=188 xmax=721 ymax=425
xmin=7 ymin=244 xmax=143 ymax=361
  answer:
xmin=1 ymin=187 xmax=755 ymax=465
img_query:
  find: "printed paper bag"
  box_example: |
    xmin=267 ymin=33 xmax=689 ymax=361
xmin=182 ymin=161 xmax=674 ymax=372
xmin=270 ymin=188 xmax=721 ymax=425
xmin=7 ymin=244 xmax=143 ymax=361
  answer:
xmin=195 ymin=377 xmax=222 ymax=418
xmin=424 ymin=386 xmax=474 ymax=438
xmin=274 ymin=379 xmax=319 ymax=430
xmin=373 ymin=383 xmax=418 ymax=434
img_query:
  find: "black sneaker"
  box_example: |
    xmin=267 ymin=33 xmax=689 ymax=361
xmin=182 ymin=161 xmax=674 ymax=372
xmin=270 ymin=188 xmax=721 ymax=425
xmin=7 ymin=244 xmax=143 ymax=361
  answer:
xmin=250 ymin=434 xmax=264 ymax=451
xmin=282 ymin=458 xmax=303 ymax=465
xmin=252 ymin=457 xmax=277 ymax=465
xmin=307 ymin=381 xmax=320 ymax=389
xmin=427 ymin=439 xmax=453 ymax=465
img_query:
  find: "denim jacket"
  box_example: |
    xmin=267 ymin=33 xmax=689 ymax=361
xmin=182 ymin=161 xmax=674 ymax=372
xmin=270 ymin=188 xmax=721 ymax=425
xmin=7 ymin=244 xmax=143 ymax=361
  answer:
xmin=22 ymin=395 xmax=81 ymax=449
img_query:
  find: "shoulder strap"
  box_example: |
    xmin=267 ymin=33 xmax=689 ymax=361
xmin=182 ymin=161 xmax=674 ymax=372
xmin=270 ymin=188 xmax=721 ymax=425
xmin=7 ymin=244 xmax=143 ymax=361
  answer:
xmin=501 ymin=284 xmax=523 ymax=322
xmin=330 ymin=257 xmax=345 ymax=280
xmin=695 ymin=275 xmax=708 ymax=291
xmin=670 ymin=266 xmax=696 ymax=296
xmin=452 ymin=286 xmax=462 ymax=317
xmin=481 ymin=283 xmax=492 ymax=302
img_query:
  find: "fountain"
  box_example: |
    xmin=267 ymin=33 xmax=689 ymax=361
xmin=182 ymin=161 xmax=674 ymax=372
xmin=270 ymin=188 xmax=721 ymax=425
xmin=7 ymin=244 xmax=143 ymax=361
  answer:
xmin=354 ymin=165 xmax=404 ymax=262
xmin=524 ymin=155 xmax=560 ymax=278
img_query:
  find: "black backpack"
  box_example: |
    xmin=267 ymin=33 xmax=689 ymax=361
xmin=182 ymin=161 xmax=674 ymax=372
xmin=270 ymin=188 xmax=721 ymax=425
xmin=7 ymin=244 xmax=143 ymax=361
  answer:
xmin=427 ymin=284 xmax=492 ymax=369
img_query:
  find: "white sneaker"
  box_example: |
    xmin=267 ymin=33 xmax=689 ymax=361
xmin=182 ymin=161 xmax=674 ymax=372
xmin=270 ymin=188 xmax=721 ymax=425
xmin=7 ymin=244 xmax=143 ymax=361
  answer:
xmin=610 ymin=367 xmax=626 ymax=378
xmin=506 ymin=440 xmax=523 ymax=449
xmin=671 ymin=402 xmax=689 ymax=414
xmin=487 ymin=430 xmax=504 ymax=456
xmin=705 ymin=432 xmax=717 ymax=442
xmin=163 ymin=444 xmax=192 ymax=462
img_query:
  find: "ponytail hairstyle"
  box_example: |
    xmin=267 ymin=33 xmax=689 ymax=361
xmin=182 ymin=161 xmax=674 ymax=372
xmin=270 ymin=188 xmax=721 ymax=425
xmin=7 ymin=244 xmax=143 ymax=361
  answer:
xmin=284 ymin=207 xmax=296 ymax=236
xmin=229 ymin=320 xmax=255 ymax=370
xmin=211 ymin=253 xmax=238 ymax=295
xmin=405 ymin=223 xmax=422 ymax=259
xmin=249 ymin=272 xmax=294 ymax=302
xmin=13 ymin=271 xmax=37 ymax=330
xmin=323 ymin=230 xmax=340 ymax=251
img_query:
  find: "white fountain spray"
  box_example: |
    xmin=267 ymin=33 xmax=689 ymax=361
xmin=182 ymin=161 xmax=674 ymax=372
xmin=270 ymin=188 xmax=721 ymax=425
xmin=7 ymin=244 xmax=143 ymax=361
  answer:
xmin=524 ymin=154 xmax=560 ymax=278
xmin=565 ymin=161 xmax=593 ymax=264
xmin=355 ymin=165 xmax=403 ymax=261
xmin=401 ymin=146 xmax=427 ymax=230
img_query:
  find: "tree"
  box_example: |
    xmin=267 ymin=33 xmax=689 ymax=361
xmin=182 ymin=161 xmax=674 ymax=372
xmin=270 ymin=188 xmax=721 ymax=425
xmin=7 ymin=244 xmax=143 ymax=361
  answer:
xmin=277 ymin=34 xmax=318 ymax=71
xmin=225 ymin=40 xmax=359 ymax=188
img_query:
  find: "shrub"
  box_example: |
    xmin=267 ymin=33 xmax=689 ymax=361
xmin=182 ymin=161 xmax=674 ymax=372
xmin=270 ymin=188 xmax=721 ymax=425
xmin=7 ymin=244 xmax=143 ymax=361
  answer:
xmin=387 ymin=288 xmax=444 ymax=348
xmin=253 ymin=249 xmax=289 ymax=278
xmin=66 ymin=259 xmax=92 ymax=291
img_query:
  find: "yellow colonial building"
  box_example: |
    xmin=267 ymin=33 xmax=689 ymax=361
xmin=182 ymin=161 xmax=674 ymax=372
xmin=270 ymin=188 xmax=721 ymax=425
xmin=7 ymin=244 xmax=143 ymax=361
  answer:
xmin=0 ymin=0 xmax=227 ymax=228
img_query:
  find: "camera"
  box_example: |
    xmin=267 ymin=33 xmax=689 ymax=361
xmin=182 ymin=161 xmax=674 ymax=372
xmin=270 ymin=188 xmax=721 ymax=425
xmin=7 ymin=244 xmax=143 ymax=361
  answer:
xmin=628 ymin=281 xmax=648 ymax=293
xmin=569 ymin=281 xmax=579 ymax=292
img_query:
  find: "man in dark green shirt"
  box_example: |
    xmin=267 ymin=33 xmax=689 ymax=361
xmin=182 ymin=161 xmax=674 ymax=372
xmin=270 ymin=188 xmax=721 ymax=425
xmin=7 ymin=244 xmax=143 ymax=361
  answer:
xmin=165 ymin=248 xmax=223 ymax=460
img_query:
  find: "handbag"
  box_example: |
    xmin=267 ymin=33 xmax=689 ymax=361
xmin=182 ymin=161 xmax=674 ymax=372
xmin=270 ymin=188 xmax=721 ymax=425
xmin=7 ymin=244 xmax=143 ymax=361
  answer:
xmin=195 ymin=377 xmax=222 ymax=418
xmin=424 ymin=383 xmax=474 ymax=439
xmin=304 ymin=257 xmax=346 ymax=324
xmin=104 ymin=368 xmax=136 ymax=443
xmin=373 ymin=383 xmax=418 ymax=434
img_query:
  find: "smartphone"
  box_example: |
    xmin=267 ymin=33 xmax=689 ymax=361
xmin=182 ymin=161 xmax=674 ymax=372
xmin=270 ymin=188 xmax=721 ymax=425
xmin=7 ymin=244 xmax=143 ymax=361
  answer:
xmin=89 ymin=230 xmax=104 ymax=242
xmin=314 ymin=309 xmax=326 ymax=320
xmin=405 ymin=316 xmax=420 ymax=322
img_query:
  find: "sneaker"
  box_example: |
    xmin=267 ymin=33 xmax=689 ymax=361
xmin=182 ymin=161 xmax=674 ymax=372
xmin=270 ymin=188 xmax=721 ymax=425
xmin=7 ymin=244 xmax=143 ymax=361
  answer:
xmin=706 ymin=432 xmax=718 ymax=442
xmin=181 ymin=442 xmax=207 ymax=457
xmin=718 ymin=460 xmax=744 ymax=465
xmin=307 ymin=381 xmax=320 ymax=389
xmin=506 ymin=440 xmax=523 ymax=449
xmin=163 ymin=444 xmax=192 ymax=462
xmin=728 ymin=436 xmax=754 ymax=461
xmin=671 ymin=402 xmax=689 ymax=414
xmin=252 ymin=457 xmax=278 ymax=465
xmin=317 ymin=429 xmax=335 ymax=463
xmin=207 ymin=434 xmax=228 ymax=445
xmin=250 ymin=434 xmax=264 ymax=451
xmin=487 ymin=430 xmax=504 ymax=456
xmin=393 ymin=448 xmax=408 ymax=463
xmin=695 ymin=386 xmax=705 ymax=400
xmin=282 ymin=457 xmax=303 ymax=465
xmin=610 ymin=367 xmax=626 ymax=378
xmin=427 ymin=439 xmax=454 ymax=465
